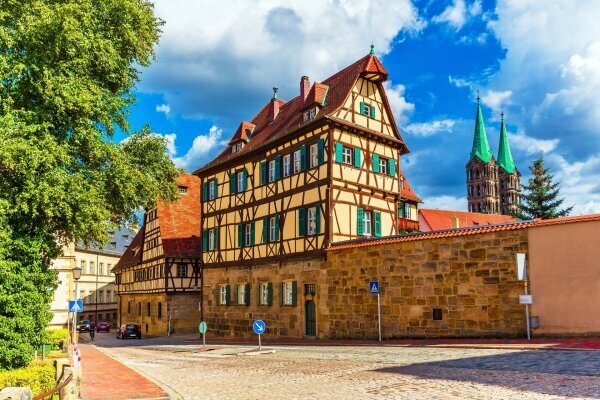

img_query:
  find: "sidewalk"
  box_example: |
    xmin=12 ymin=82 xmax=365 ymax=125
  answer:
xmin=79 ymin=343 xmax=170 ymax=400
xmin=183 ymin=335 xmax=600 ymax=351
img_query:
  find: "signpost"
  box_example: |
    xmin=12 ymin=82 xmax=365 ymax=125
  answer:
xmin=369 ymin=281 xmax=381 ymax=342
xmin=69 ymin=300 xmax=83 ymax=313
xmin=516 ymin=253 xmax=531 ymax=340
xmin=253 ymin=319 xmax=266 ymax=350
xmin=167 ymin=309 xmax=174 ymax=336
xmin=199 ymin=321 xmax=208 ymax=348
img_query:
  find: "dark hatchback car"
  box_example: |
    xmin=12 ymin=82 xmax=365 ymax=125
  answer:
xmin=97 ymin=321 xmax=111 ymax=332
xmin=77 ymin=319 xmax=91 ymax=332
xmin=117 ymin=324 xmax=142 ymax=339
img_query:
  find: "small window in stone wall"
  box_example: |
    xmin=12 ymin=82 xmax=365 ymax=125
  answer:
xmin=433 ymin=308 xmax=443 ymax=321
xmin=305 ymin=284 xmax=316 ymax=295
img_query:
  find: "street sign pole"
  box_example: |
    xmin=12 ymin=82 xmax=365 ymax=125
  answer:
xmin=516 ymin=253 xmax=531 ymax=341
xmin=377 ymin=292 xmax=381 ymax=342
xmin=524 ymin=282 xmax=531 ymax=341
xmin=258 ymin=332 xmax=262 ymax=351
xmin=253 ymin=320 xmax=266 ymax=350
xmin=199 ymin=322 xmax=207 ymax=348
xmin=369 ymin=281 xmax=381 ymax=342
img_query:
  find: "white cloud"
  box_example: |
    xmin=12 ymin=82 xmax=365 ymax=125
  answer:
xmin=422 ymin=195 xmax=467 ymax=211
xmin=142 ymin=1 xmax=423 ymax=122
xmin=404 ymin=119 xmax=457 ymax=137
xmin=433 ymin=0 xmax=467 ymax=30
xmin=172 ymin=126 xmax=223 ymax=171
xmin=481 ymin=89 xmax=512 ymax=113
xmin=160 ymin=133 xmax=177 ymax=158
xmin=448 ymin=75 xmax=471 ymax=88
xmin=509 ymin=133 xmax=558 ymax=155
xmin=156 ymin=103 xmax=171 ymax=115
xmin=383 ymin=82 xmax=414 ymax=125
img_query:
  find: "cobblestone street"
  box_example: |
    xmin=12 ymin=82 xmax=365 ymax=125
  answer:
xmin=88 ymin=333 xmax=600 ymax=400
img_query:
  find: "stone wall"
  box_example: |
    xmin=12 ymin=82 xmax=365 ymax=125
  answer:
xmin=323 ymin=229 xmax=529 ymax=338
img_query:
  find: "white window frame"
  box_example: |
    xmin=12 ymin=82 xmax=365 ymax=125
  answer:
xmin=220 ymin=285 xmax=227 ymax=305
xmin=269 ymin=217 xmax=276 ymax=242
xmin=379 ymin=158 xmax=387 ymax=175
xmin=237 ymin=171 xmax=244 ymax=192
xmin=293 ymin=150 xmax=301 ymax=174
xmin=238 ymin=284 xmax=246 ymax=305
xmin=307 ymin=207 xmax=317 ymax=235
xmin=208 ymin=180 xmax=216 ymax=200
xmin=283 ymin=154 xmax=291 ymax=177
xmin=309 ymin=143 xmax=318 ymax=168
xmin=208 ymin=229 xmax=216 ymax=250
xmin=363 ymin=211 xmax=372 ymax=236
xmin=362 ymin=103 xmax=371 ymax=116
xmin=309 ymin=107 xmax=317 ymax=119
xmin=237 ymin=143 xmax=243 ymax=152
xmin=89 ymin=261 xmax=95 ymax=275
xmin=283 ymin=282 xmax=293 ymax=306
xmin=260 ymin=283 xmax=269 ymax=305
xmin=176 ymin=264 xmax=187 ymax=277
xmin=231 ymin=146 xmax=237 ymax=154
xmin=404 ymin=203 xmax=412 ymax=220
xmin=245 ymin=224 xmax=252 ymax=247
xmin=268 ymin=160 xmax=276 ymax=182
xmin=342 ymin=147 xmax=352 ymax=165
xmin=98 ymin=263 xmax=103 ymax=275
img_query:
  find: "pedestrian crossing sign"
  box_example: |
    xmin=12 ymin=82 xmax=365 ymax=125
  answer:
xmin=369 ymin=281 xmax=380 ymax=294
xmin=69 ymin=299 xmax=83 ymax=313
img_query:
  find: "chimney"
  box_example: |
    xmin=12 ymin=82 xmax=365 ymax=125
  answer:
xmin=300 ymin=76 xmax=310 ymax=104
xmin=268 ymin=87 xmax=279 ymax=122
xmin=452 ymin=217 xmax=460 ymax=229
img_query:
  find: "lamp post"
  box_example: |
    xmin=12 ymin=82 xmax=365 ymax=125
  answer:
xmin=72 ymin=266 xmax=82 ymax=345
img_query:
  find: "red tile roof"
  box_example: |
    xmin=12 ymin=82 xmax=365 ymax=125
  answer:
xmin=196 ymin=53 xmax=404 ymax=172
xmin=400 ymin=172 xmax=422 ymax=203
xmin=419 ymin=209 xmax=516 ymax=231
xmin=228 ymin=121 xmax=255 ymax=145
xmin=328 ymin=213 xmax=600 ymax=251
xmin=114 ymin=174 xmax=201 ymax=271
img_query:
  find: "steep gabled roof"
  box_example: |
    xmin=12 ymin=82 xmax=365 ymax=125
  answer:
xmin=497 ymin=114 xmax=516 ymax=174
xmin=301 ymin=82 xmax=330 ymax=110
xmin=196 ymin=52 xmax=403 ymax=172
xmin=228 ymin=121 xmax=255 ymax=145
xmin=113 ymin=174 xmax=201 ymax=271
xmin=469 ymin=98 xmax=493 ymax=164
xmin=399 ymin=172 xmax=422 ymax=203
xmin=419 ymin=209 xmax=516 ymax=232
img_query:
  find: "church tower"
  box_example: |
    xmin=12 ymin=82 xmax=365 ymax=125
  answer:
xmin=497 ymin=112 xmax=521 ymax=215
xmin=466 ymin=96 xmax=500 ymax=214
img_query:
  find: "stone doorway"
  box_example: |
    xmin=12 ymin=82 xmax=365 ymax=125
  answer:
xmin=305 ymin=300 xmax=316 ymax=336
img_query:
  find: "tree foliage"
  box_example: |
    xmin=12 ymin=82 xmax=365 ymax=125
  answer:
xmin=517 ymin=157 xmax=573 ymax=220
xmin=0 ymin=0 xmax=179 ymax=369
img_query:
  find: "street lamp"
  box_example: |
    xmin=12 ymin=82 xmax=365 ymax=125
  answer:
xmin=72 ymin=266 xmax=82 ymax=345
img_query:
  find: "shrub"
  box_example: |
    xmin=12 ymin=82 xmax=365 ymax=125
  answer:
xmin=0 ymin=360 xmax=55 ymax=396
xmin=45 ymin=328 xmax=69 ymax=351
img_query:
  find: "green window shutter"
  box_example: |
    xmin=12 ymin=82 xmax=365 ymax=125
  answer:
xmin=292 ymin=281 xmax=297 ymax=307
xmin=315 ymin=205 xmax=321 ymax=234
xmin=275 ymin=156 xmax=282 ymax=180
xmin=233 ymin=284 xmax=238 ymax=306
xmin=275 ymin=214 xmax=280 ymax=240
xmin=267 ymin=282 xmax=273 ymax=306
xmin=398 ymin=202 xmax=405 ymax=218
xmin=242 ymin=168 xmax=248 ymax=191
xmin=213 ymin=228 xmax=219 ymax=250
xmin=388 ymin=158 xmax=396 ymax=177
xmin=357 ymin=207 xmax=364 ymax=236
xmin=370 ymin=105 xmax=376 ymax=118
xmin=372 ymin=154 xmax=380 ymax=173
xmin=335 ymin=142 xmax=343 ymax=163
xmin=244 ymin=283 xmax=251 ymax=306
xmin=317 ymin=138 xmax=325 ymax=165
xmin=298 ymin=208 xmax=306 ymax=236
xmin=260 ymin=161 xmax=267 ymax=185
xmin=250 ymin=221 xmax=255 ymax=245
xmin=214 ymin=179 xmax=219 ymax=197
xmin=229 ymin=172 xmax=236 ymax=194
xmin=225 ymin=284 xmax=231 ymax=306
xmin=300 ymin=144 xmax=307 ymax=171
xmin=374 ymin=211 xmax=382 ymax=237
xmin=279 ymin=282 xmax=284 ymax=307
xmin=262 ymin=217 xmax=269 ymax=243
xmin=360 ymin=101 xmax=365 ymax=114
xmin=238 ymin=224 xmax=244 ymax=248
xmin=354 ymin=148 xmax=362 ymax=168
xmin=202 ymin=182 xmax=208 ymax=201
xmin=202 ymin=229 xmax=208 ymax=252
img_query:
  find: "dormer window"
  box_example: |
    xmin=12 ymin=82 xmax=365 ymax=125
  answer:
xmin=302 ymin=107 xmax=318 ymax=122
xmin=231 ymin=142 xmax=244 ymax=153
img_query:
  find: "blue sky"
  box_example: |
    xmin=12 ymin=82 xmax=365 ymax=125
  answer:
xmin=125 ymin=0 xmax=600 ymax=215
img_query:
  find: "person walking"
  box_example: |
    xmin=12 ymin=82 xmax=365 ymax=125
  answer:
xmin=89 ymin=321 xmax=96 ymax=341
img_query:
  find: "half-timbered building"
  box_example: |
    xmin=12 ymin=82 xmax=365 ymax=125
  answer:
xmin=195 ymin=47 xmax=421 ymax=338
xmin=113 ymin=174 xmax=202 ymax=336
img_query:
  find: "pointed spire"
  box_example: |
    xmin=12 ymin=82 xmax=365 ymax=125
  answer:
xmin=497 ymin=111 xmax=516 ymax=173
xmin=370 ymin=43 xmax=375 ymax=55
xmin=470 ymin=95 xmax=493 ymax=163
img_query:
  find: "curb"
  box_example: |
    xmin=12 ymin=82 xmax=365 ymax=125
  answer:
xmin=236 ymin=349 xmax=277 ymax=356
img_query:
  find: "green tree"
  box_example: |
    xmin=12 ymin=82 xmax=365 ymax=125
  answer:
xmin=0 ymin=0 xmax=179 ymax=369
xmin=517 ymin=157 xmax=573 ymax=220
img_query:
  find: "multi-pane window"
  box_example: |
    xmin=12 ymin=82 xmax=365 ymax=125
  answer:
xmin=307 ymin=207 xmax=317 ymax=235
xmin=220 ymin=285 xmax=228 ymax=305
xmin=342 ymin=147 xmax=352 ymax=164
xmin=404 ymin=203 xmax=412 ymax=219
xmin=176 ymin=263 xmax=187 ymax=278
xmin=260 ymin=283 xmax=269 ymax=305
xmin=363 ymin=211 xmax=372 ymax=236
xmin=238 ymin=284 xmax=246 ymax=305
xmin=208 ymin=229 xmax=216 ymax=250
xmin=309 ymin=143 xmax=318 ymax=168
xmin=283 ymin=282 xmax=293 ymax=306
xmin=269 ymin=217 xmax=277 ymax=242
xmin=379 ymin=158 xmax=387 ymax=175
xmin=98 ymin=290 xmax=104 ymax=303
xmin=268 ymin=160 xmax=276 ymax=182
xmin=361 ymin=103 xmax=371 ymax=116
xmin=80 ymin=260 xmax=86 ymax=273
xmin=107 ymin=264 xmax=112 ymax=274
xmin=237 ymin=172 xmax=244 ymax=192
xmin=209 ymin=180 xmax=216 ymax=200
xmin=89 ymin=261 xmax=95 ymax=275
xmin=99 ymin=263 xmax=104 ymax=275
xmin=245 ymin=224 xmax=252 ymax=247
xmin=293 ymin=150 xmax=301 ymax=174
xmin=283 ymin=154 xmax=291 ymax=177
xmin=178 ymin=186 xmax=188 ymax=194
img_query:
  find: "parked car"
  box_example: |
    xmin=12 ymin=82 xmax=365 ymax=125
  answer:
xmin=97 ymin=321 xmax=111 ymax=333
xmin=77 ymin=319 xmax=91 ymax=332
xmin=117 ymin=324 xmax=142 ymax=339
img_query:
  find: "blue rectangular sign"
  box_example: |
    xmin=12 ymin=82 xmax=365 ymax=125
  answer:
xmin=369 ymin=281 xmax=379 ymax=294
xmin=69 ymin=299 xmax=84 ymax=313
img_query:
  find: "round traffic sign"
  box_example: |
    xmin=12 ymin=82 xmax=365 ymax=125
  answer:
xmin=252 ymin=319 xmax=266 ymax=335
xmin=199 ymin=321 xmax=207 ymax=334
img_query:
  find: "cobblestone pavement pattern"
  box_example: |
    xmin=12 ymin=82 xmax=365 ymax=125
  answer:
xmin=93 ymin=334 xmax=600 ymax=400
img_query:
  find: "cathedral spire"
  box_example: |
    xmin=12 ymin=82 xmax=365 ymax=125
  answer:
xmin=497 ymin=111 xmax=516 ymax=173
xmin=469 ymin=95 xmax=493 ymax=163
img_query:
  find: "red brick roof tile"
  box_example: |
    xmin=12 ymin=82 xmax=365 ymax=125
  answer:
xmin=419 ymin=209 xmax=516 ymax=231
xmin=228 ymin=121 xmax=255 ymax=145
